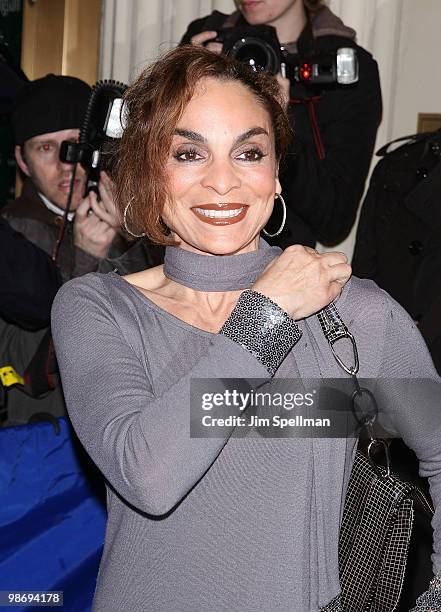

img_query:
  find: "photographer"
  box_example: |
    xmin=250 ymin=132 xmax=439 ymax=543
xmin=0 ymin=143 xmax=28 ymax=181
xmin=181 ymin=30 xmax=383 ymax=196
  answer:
xmin=182 ymin=0 xmax=382 ymax=248
xmin=0 ymin=74 xmax=163 ymax=426
xmin=1 ymin=74 xmax=142 ymax=281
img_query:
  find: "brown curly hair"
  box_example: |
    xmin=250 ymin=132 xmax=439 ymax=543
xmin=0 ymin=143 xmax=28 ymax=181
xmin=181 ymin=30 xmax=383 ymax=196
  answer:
xmin=113 ymin=45 xmax=292 ymax=245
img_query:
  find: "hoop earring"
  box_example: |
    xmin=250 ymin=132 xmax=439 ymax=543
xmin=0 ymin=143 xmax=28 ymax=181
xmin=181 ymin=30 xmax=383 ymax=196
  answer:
xmin=123 ymin=201 xmax=146 ymax=238
xmin=262 ymin=193 xmax=286 ymax=238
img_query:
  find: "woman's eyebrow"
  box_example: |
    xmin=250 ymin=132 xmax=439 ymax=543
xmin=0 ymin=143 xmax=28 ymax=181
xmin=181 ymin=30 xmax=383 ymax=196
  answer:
xmin=173 ymin=127 xmax=269 ymax=145
xmin=234 ymin=127 xmax=269 ymax=145
xmin=174 ymin=129 xmax=206 ymax=143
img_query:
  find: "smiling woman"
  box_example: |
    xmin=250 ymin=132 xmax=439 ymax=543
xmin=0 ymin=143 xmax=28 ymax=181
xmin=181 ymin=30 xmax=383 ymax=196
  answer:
xmin=114 ymin=45 xmax=291 ymax=248
xmin=51 ymin=45 xmax=441 ymax=612
xmin=162 ymin=78 xmax=280 ymax=255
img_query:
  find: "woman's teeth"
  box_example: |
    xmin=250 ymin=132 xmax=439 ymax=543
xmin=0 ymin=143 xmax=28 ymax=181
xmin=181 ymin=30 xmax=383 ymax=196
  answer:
xmin=194 ymin=207 xmax=244 ymax=218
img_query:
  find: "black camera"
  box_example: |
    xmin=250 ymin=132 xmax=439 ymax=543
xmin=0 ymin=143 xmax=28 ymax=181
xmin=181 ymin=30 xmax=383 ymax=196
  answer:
xmin=59 ymin=80 xmax=127 ymax=195
xmin=210 ymin=23 xmax=358 ymax=85
xmin=215 ymin=24 xmax=282 ymax=75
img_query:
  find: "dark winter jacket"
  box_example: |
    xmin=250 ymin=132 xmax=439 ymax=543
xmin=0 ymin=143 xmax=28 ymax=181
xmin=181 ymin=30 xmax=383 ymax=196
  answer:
xmin=352 ymin=131 xmax=441 ymax=374
xmin=0 ymin=218 xmax=61 ymax=329
xmin=1 ymin=179 xmax=164 ymax=282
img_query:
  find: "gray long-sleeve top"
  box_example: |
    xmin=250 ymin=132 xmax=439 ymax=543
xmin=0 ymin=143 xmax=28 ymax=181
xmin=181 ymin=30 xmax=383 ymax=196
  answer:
xmin=51 ymin=267 xmax=441 ymax=611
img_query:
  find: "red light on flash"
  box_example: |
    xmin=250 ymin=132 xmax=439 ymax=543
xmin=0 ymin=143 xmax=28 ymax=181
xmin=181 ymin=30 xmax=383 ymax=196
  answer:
xmin=300 ymin=63 xmax=312 ymax=80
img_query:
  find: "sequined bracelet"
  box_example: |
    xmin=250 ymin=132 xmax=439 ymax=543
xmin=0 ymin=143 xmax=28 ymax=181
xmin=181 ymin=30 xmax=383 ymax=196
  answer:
xmin=220 ymin=289 xmax=302 ymax=376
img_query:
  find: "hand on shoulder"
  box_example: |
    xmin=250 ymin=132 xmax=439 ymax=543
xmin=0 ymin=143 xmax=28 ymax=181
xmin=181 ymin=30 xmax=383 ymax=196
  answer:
xmin=252 ymin=244 xmax=351 ymax=320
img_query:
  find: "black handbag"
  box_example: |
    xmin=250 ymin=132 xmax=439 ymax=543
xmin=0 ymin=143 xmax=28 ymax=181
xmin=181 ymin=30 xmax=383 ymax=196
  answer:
xmin=317 ymin=304 xmax=434 ymax=611
xmin=339 ymin=443 xmax=433 ymax=611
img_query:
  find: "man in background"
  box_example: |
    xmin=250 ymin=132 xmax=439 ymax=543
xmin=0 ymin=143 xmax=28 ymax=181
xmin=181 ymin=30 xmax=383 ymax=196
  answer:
xmin=1 ymin=74 xmax=162 ymax=426
xmin=2 ymin=74 xmax=154 ymax=280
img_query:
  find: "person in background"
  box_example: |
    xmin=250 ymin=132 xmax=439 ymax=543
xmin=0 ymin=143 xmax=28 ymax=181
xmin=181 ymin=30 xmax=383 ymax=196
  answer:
xmin=0 ymin=75 xmax=163 ymax=427
xmin=2 ymin=74 xmax=161 ymax=280
xmin=352 ymin=129 xmax=441 ymax=375
xmin=0 ymin=219 xmax=61 ymax=425
xmin=182 ymin=0 xmax=382 ymax=249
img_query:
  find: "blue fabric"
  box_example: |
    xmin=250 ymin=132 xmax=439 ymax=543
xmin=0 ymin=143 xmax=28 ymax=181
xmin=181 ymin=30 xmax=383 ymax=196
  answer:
xmin=0 ymin=418 xmax=106 ymax=611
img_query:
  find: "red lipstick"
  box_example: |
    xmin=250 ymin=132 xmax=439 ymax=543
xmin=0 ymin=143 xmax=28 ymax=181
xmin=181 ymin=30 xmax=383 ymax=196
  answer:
xmin=191 ymin=203 xmax=248 ymax=226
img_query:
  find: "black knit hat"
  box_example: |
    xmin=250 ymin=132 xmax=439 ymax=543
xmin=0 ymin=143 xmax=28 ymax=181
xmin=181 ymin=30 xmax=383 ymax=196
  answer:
xmin=11 ymin=74 xmax=91 ymax=145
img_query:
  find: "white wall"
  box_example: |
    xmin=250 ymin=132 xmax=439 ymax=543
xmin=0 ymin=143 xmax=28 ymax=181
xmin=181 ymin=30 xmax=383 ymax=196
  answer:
xmin=100 ymin=0 xmax=236 ymax=83
xmin=390 ymin=0 xmax=441 ymax=140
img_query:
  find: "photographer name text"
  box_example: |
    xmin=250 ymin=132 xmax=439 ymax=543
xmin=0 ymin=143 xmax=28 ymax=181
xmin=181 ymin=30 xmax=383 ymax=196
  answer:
xmin=201 ymin=414 xmax=330 ymax=429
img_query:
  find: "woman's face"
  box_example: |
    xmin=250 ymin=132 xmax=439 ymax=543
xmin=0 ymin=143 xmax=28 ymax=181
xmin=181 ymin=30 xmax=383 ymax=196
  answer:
xmin=162 ymin=77 xmax=280 ymax=256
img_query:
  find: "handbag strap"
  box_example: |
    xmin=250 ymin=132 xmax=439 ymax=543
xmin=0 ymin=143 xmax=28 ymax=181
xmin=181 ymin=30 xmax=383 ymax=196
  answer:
xmin=317 ymin=303 xmax=390 ymax=471
xmin=317 ymin=303 xmax=359 ymax=376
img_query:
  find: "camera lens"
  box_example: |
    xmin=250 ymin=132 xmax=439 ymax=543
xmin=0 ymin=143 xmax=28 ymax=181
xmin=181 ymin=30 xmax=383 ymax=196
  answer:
xmin=228 ymin=37 xmax=280 ymax=74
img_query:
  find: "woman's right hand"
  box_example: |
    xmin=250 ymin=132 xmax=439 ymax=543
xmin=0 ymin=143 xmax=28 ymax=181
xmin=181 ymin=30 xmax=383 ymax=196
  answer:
xmin=189 ymin=31 xmax=223 ymax=54
xmin=251 ymin=245 xmax=352 ymax=320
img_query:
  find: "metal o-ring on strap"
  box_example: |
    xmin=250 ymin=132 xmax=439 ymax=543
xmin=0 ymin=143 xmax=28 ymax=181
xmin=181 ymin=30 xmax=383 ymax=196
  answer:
xmin=318 ymin=302 xmax=390 ymax=477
